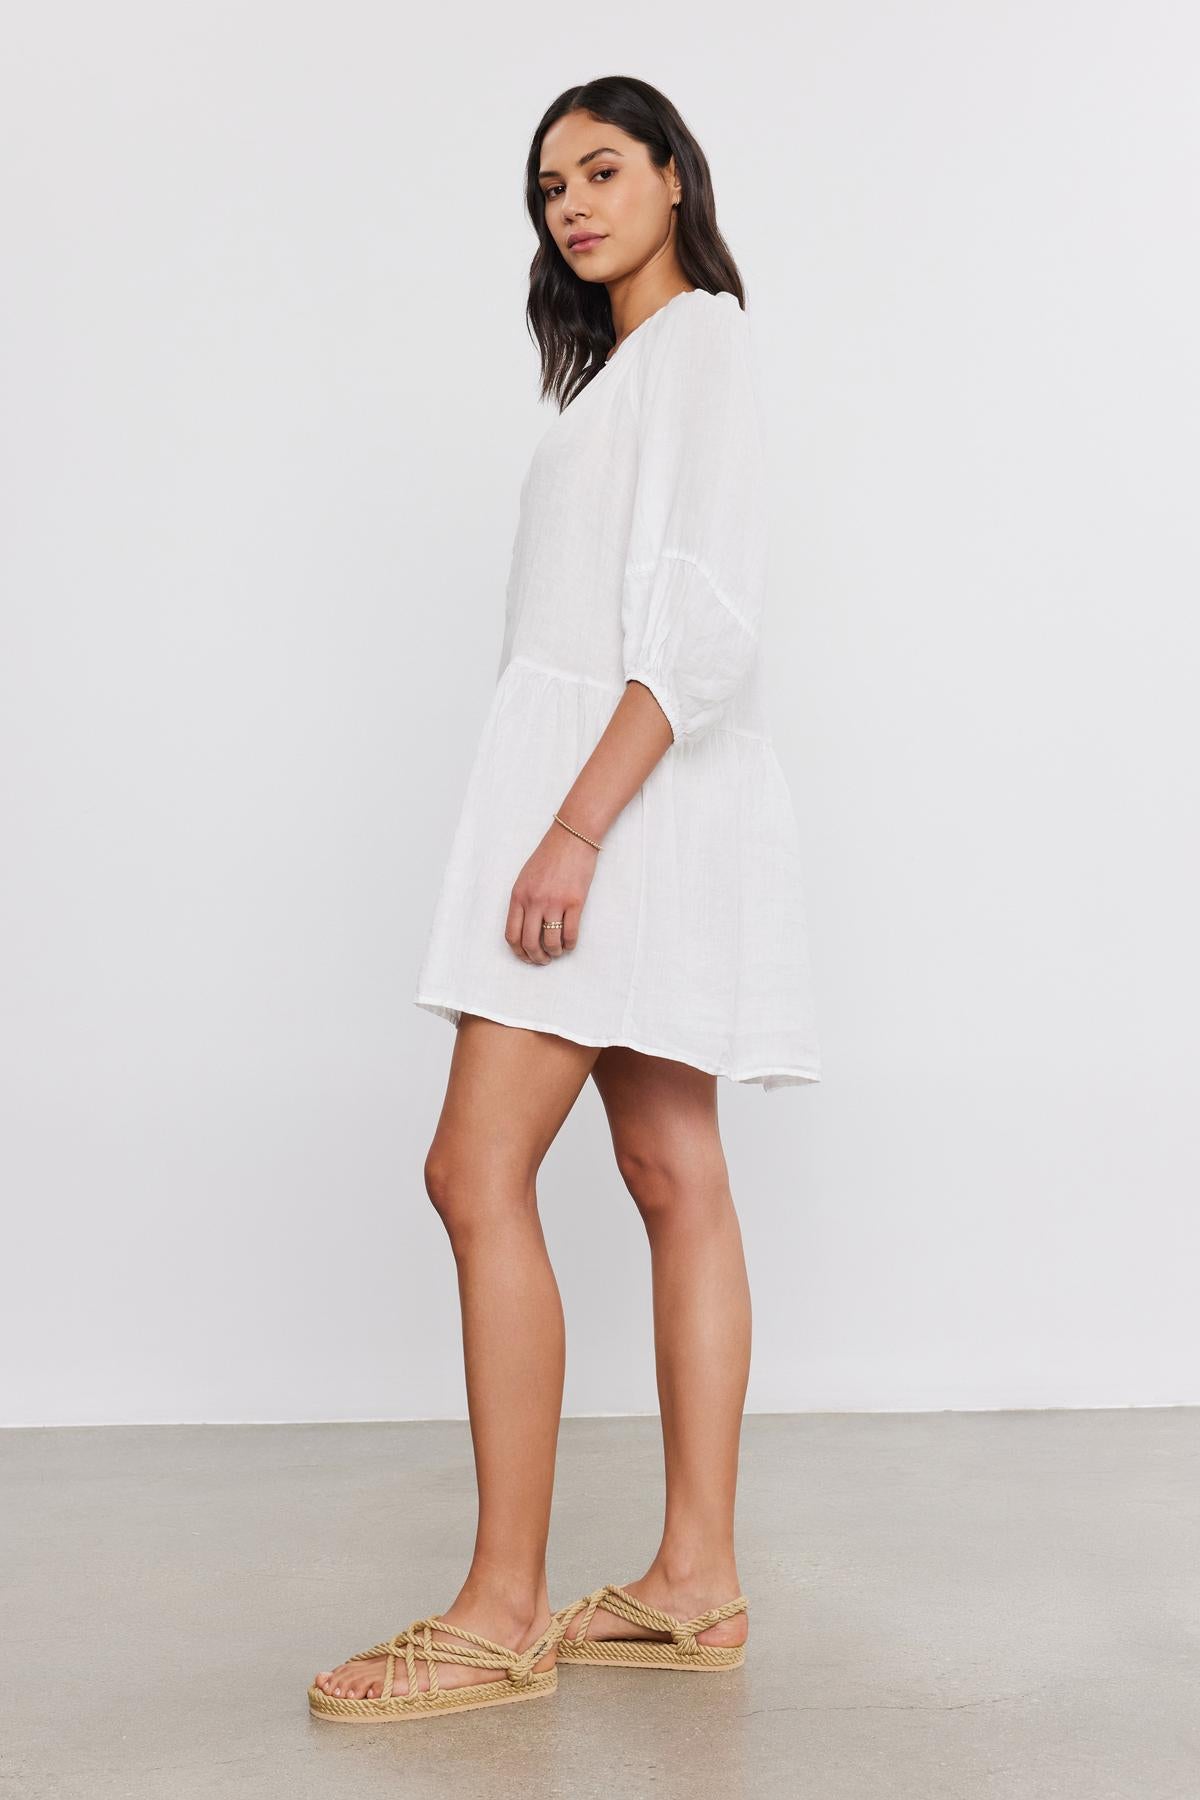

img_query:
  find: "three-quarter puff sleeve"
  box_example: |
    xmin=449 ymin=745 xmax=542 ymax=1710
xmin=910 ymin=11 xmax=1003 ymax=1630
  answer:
xmin=620 ymin=294 xmax=768 ymax=745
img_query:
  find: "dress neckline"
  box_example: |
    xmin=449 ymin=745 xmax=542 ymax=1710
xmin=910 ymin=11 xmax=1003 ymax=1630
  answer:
xmin=603 ymin=287 xmax=704 ymax=367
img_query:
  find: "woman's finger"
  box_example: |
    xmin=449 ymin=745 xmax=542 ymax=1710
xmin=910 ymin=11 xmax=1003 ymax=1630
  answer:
xmin=559 ymin=902 xmax=582 ymax=953
xmin=505 ymin=895 xmax=536 ymax=962
xmin=521 ymin=902 xmax=552 ymax=964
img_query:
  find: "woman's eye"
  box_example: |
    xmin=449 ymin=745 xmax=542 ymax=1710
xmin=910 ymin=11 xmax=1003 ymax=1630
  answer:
xmin=542 ymin=168 xmax=617 ymax=203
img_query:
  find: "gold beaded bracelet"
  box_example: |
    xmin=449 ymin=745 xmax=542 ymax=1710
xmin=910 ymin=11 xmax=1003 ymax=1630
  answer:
xmin=553 ymin=812 xmax=603 ymax=852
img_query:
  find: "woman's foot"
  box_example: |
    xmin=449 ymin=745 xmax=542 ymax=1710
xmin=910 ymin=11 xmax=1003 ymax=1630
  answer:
xmin=313 ymin=1600 xmax=557 ymax=1700
xmin=560 ymin=1567 xmax=748 ymax=1650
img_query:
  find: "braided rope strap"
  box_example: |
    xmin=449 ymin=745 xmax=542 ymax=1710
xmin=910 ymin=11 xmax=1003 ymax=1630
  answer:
xmin=570 ymin=1583 xmax=750 ymax=1660
xmin=347 ymin=1601 xmax=586 ymax=1701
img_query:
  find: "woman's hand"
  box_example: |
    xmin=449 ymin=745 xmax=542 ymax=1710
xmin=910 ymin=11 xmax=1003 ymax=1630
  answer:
xmin=505 ymin=822 xmax=599 ymax=963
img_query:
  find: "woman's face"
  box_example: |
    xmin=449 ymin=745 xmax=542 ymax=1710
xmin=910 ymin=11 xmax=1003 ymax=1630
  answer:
xmin=537 ymin=112 xmax=680 ymax=284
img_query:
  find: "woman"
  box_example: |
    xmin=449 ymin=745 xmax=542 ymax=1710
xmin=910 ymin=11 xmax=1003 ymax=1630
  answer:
xmin=309 ymin=75 xmax=821 ymax=1723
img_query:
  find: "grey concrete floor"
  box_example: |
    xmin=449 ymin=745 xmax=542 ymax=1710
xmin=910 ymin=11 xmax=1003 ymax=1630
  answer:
xmin=2 ymin=1408 xmax=1198 ymax=1799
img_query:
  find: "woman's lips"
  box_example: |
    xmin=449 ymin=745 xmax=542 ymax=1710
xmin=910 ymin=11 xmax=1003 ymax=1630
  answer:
xmin=569 ymin=234 xmax=605 ymax=251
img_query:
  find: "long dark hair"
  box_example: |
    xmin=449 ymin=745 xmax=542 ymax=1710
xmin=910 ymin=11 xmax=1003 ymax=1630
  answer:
xmin=524 ymin=77 xmax=746 ymax=410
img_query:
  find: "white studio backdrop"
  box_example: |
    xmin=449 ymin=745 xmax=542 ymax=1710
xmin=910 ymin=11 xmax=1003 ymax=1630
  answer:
xmin=2 ymin=4 xmax=1197 ymax=1427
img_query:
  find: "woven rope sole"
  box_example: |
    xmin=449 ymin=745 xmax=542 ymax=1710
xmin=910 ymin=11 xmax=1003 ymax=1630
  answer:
xmin=308 ymin=1666 xmax=557 ymax=1723
xmin=557 ymin=1639 xmax=745 ymax=1670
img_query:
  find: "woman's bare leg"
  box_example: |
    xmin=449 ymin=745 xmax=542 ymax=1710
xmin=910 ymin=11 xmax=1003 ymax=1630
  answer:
xmin=562 ymin=1047 xmax=750 ymax=1649
xmin=314 ymin=1013 xmax=600 ymax=1698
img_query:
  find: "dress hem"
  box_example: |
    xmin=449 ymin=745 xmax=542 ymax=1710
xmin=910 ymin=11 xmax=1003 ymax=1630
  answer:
xmin=413 ymin=993 xmax=821 ymax=1090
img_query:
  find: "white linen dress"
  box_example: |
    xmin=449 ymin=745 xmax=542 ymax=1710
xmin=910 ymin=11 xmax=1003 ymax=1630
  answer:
xmin=413 ymin=287 xmax=822 ymax=1090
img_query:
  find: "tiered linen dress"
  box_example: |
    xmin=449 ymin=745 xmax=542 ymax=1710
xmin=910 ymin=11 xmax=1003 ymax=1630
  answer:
xmin=413 ymin=287 xmax=822 ymax=1089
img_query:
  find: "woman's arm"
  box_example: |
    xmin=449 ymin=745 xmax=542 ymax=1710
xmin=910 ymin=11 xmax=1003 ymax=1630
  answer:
xmin=505 ymin=678 xmax=671 ymax=965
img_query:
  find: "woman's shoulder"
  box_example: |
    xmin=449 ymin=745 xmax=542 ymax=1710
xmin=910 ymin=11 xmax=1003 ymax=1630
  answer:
xmin=632 ymin=288 xmax=755 ymax=413
xmin=655 ymin=287 xmax=748 ymax=350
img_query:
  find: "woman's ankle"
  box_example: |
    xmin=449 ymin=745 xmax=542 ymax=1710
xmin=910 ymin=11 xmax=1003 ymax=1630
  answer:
xmin=451 ymin=1570 xmax=550 ymax=1631
xmin=644 ymin=1547 xmax=741 ymax=1597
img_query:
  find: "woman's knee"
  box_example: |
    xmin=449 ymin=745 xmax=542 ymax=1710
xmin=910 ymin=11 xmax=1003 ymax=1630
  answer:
xmin=612 ymin=1132 xmax=729 ymax=1226
xmin=423 ymin=1142 xmax=536 ymax=1246
xmin=422 ymin=1147 xmax=455 ymax=1218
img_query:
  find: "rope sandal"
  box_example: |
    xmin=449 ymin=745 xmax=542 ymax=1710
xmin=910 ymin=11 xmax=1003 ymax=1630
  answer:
xmin=307 ymin=1600 xmax=590 ymax=1724
xmin=555 ymin=1582 xmax=750 ymax=1671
